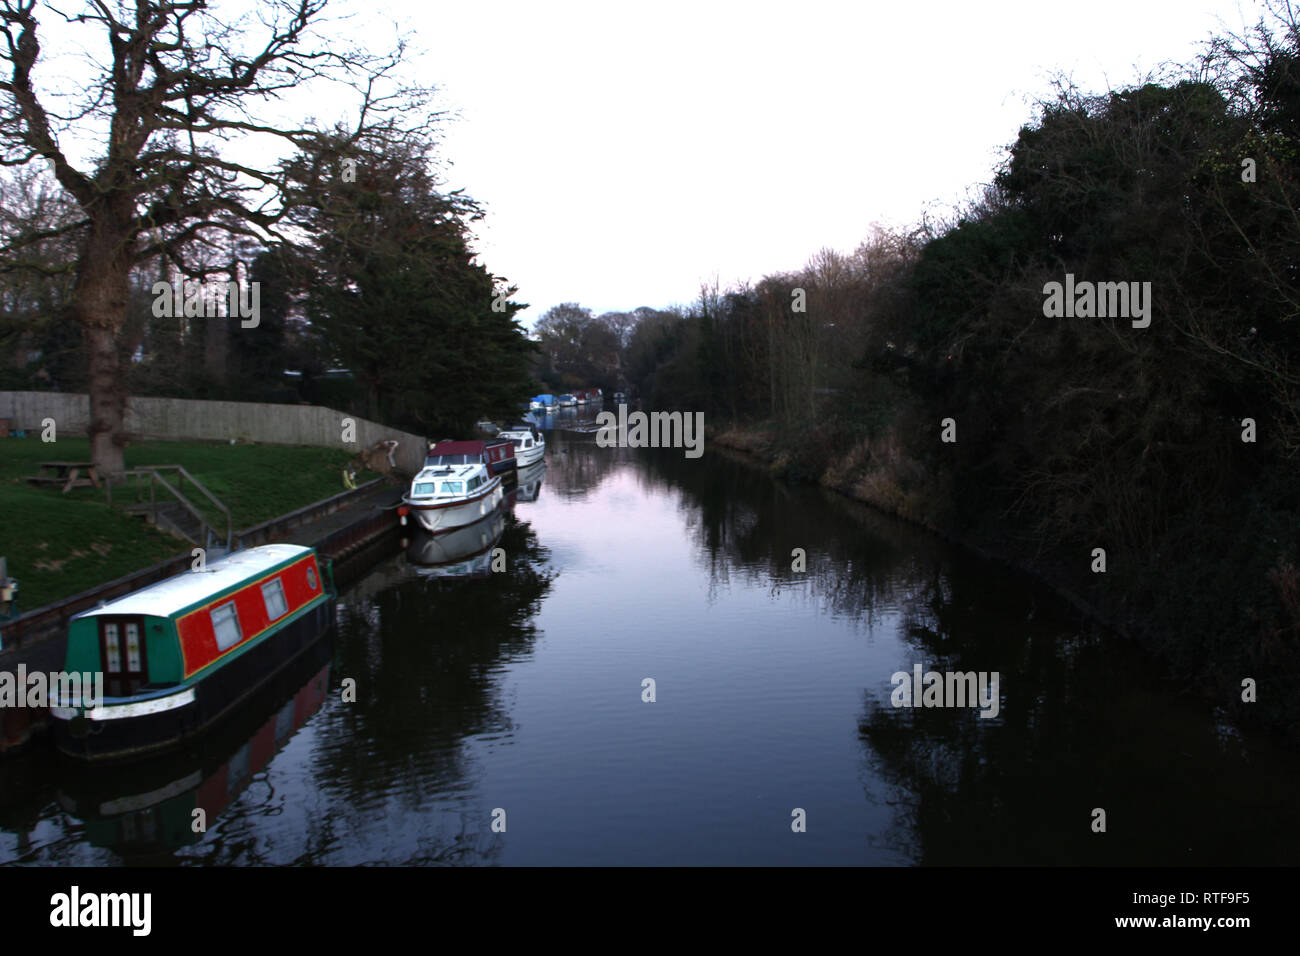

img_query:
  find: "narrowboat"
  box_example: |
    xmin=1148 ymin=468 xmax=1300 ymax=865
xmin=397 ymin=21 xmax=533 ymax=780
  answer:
xmin=402 ymin=457 xmax=504 ymax=534
xmin=424 ymin=438 xmax=516 ymax=476
xmin=50 ymin=544 xmax=335 ymax=762
xmin=496 ymin=422 xmax=546 ymax=467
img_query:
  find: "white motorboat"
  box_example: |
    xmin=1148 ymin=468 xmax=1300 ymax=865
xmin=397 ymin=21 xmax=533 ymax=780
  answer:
xmin=402 ymin=461 xmax=503 ymax=534
xmin=496 ymin=423 xmax=546 ymax=467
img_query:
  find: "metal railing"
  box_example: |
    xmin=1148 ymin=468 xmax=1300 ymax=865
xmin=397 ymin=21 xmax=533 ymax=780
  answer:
xmin=107 ymin=465 xmax=233 ymax=553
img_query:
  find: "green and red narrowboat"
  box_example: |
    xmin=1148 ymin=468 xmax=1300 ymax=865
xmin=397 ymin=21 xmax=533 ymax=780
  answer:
xmin=51 ymin=544 xmax=335 ymax=761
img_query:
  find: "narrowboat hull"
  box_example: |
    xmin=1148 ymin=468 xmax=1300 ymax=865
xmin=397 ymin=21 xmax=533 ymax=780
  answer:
xmin=52 ymin=598 xmax=334 ymax=762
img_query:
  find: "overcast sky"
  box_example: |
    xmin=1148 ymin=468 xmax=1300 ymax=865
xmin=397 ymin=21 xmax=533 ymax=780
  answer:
xmin=389 ymin=0 xmax=1259 ymax=326
xmin=32 ymin=0 xmax=1267 ymax=328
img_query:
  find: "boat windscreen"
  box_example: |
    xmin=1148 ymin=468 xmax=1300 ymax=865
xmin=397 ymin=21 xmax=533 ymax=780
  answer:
xmin=440 ymin=481 xmax=464 ymax=494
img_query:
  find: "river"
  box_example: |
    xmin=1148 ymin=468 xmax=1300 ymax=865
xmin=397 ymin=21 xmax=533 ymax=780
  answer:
xmin=2 ymin=419 xmax=1298 ymax=865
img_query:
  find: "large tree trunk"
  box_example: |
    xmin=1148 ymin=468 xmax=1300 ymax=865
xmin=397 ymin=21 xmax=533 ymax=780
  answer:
xmin=74 ymin=214 xmax=133 ymax=478
xmin=85 ymin=325 xmax=125 ymax=476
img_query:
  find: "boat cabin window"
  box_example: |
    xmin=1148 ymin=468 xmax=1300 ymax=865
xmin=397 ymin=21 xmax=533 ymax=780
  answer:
xmin=414 ymin=481 xmax=438 ymax=495
xmin=99 ymin=617 xmax=147 ymax=696
xmin=428 ymin=454 xmax=475 ymax=466
xmin=211 ymin=601 xmax=243 ymax=651
xmin=262 ymin=578 xmax=289 ymax=620
xmin=440 ymin=480 xmax=464 ymax=494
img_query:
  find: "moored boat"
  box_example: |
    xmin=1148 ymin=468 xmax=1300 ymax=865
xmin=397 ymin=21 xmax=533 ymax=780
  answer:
xmin=496 ymin=422 xmax=546 ymax=467
xmin=402 ymin=458 xmax=503 ymax=534
xmin=51 ymin=544 xmax=335 ymax=762
xmin=425 ymin=438 xmax=516 ymax=476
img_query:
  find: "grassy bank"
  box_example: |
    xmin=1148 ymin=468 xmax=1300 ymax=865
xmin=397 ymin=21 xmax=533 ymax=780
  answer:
xmin=0 ymin=437 xmax=376 ymax=609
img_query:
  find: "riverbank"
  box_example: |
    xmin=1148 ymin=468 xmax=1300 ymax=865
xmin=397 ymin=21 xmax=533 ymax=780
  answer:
xmin=710 ymin=421 xmax=1117 ymax=623
xmin=0 ymin=437 xmax=380 ymax=609
xmin=0 ymin=473 xmax=404 ymax=754
xmin=709 ymin=419 xmax=1296 ymax=745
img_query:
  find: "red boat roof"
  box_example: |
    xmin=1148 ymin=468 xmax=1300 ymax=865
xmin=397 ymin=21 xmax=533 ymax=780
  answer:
xmin=428 ymin=440 xmax=486 ymax=455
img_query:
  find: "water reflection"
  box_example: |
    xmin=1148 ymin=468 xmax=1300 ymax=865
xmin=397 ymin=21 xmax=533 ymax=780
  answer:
xmin=403 ymin=510 xmax=506 ymax=579
xmin=2 ymin=435 xmax=1297 ymax=865
xmin=57 ymin=635 xmax=333 ymax=860
xmin=511 ymin=461 xmax=546 ymax=504
xmin=653 ymin=447 xmax=1300 ymax=865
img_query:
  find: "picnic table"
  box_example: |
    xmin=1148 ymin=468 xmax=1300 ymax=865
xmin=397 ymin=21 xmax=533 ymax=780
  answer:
xmin=26 ymin=461 xmax=101 ymax=494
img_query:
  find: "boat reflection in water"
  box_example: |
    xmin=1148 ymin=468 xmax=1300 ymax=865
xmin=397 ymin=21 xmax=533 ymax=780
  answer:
xmin=56 ymin=633 xmax=333 ymax=857
xmin=513 ymin=461 xmax=546 ymax=504
xmin=403 ymin=509 xmax=506 ymax=580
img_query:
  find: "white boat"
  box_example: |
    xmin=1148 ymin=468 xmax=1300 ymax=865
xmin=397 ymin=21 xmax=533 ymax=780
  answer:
xmin=402 ymin=461 xmax=503 ymax=534
xmin=496 ymin=423 xmax=546 ymax=466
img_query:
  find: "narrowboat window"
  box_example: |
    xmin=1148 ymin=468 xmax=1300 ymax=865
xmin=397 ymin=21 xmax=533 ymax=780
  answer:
xmin=104 ymin=622 xmax=121 ymax=673
xmin=211 ymin=601 xmax=242 ymax=651
xmin=440 ymin=481 xmax=464 ymax=494
xmin=125 ymin=622 xmax=142 ymax=672
xmin=307 ymin=565 xmax=318 ymax=591
xmin=262 ymin=578 xmax=289 ymax=619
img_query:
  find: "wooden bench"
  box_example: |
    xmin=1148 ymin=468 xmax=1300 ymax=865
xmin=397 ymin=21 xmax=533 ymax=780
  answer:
xmin=26 ymin=461 xmax=101 ymax=494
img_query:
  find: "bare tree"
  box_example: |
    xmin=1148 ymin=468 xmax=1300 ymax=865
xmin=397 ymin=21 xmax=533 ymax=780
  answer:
xmin=0 ymin=0 xmax=439 ymax=473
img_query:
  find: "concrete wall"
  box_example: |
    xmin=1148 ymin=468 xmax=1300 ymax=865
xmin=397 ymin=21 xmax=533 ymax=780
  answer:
xmin=0 ymin=392 xmax=428 ymax=474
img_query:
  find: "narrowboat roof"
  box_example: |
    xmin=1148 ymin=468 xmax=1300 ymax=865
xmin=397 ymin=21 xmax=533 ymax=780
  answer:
xmin=73 ymin=544 xmax=317 ymax=620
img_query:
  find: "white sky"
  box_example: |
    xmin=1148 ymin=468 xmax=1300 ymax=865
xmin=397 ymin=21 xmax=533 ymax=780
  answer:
xmin=27 ymin=0 xmax=1266 ymax=327
xmin=392 ymin=0 xmax=1259 ymax=326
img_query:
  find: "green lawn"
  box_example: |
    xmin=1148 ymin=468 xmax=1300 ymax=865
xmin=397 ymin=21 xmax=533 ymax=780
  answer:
xmin=0 ymin=437 xmax=378 ymax=610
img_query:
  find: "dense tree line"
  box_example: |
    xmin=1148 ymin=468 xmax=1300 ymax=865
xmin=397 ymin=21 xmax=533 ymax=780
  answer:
xmin=559 ymin=4 xmax=1300 ymax=736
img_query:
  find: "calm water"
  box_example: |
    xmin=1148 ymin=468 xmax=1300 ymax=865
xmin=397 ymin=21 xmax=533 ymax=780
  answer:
xmin=2 ymin=424 xmax=1299 ymax=865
